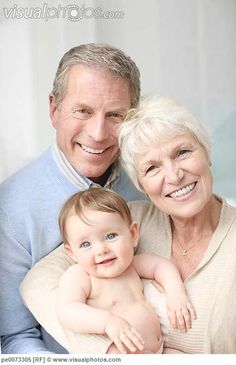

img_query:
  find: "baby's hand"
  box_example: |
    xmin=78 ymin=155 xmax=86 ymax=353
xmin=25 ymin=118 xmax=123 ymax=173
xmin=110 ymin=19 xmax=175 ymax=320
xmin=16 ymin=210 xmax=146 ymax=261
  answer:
xmin=105 ymin=315 xmax=145 ymax=354
xmin=166 ymin=293 xmax=196 ymax=332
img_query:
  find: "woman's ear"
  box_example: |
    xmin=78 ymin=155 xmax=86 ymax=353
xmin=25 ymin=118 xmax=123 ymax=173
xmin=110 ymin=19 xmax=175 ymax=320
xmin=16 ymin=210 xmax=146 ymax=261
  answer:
xmin=130 ymin=222 xmax=139 ymax=248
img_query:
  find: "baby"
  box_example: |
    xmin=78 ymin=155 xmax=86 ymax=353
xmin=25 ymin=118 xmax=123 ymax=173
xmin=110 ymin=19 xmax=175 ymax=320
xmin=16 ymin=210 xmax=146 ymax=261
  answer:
xmin=56 ymin=188 xmax=196 ymax=354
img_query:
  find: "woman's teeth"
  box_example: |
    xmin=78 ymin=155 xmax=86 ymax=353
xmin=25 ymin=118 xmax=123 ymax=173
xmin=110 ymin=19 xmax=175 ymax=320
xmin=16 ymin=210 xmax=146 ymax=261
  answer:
xmin=169 ymin=182 xmax=196 ymax=198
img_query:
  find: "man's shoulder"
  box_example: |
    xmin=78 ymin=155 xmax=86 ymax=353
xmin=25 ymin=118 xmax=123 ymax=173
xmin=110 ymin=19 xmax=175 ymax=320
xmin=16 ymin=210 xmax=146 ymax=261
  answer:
xmin=0 ymin=149 xmax=57 ymax=211
xmin=0 ymin=149 xmax=53 ymax=194
xmin=113 ymin=167 xmax=146 ymax=202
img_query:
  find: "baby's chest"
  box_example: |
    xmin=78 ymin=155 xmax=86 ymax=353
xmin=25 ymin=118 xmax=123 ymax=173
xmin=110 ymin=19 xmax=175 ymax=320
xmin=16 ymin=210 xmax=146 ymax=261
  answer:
xmin=88 ymin=273 xmax=143 ymax=310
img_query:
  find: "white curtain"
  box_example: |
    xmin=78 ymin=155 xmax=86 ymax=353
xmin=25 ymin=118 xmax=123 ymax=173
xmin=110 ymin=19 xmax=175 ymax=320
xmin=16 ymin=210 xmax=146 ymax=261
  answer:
xmin=1 ymin=0 xmax=236 ymax=203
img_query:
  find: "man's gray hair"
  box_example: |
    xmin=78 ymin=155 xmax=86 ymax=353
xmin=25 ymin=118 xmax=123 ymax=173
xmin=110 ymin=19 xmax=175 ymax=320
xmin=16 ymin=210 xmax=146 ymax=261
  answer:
xmin=51 ymin=43 xmax=140 ymax=109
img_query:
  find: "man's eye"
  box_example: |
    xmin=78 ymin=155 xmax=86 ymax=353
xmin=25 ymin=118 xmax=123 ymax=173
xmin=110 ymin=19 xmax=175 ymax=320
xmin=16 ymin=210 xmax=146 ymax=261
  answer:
xmin=106 ymin=233 xmax=117 ymax=240
xmin=107 ymin=112 xmax=124 ymax=120
xmin=73 ymin=109 xmax=92 ymax=120
xmin=80 ymin=241 xmax=91 ymax=249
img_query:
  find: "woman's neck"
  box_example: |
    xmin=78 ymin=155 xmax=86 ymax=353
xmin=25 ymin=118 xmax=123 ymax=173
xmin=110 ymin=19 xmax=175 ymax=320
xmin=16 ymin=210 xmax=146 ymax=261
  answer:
xmin=170 ymin=195 xmax=222 ymax=244
xmin=170 ymin=195 xmax=222 ymax=280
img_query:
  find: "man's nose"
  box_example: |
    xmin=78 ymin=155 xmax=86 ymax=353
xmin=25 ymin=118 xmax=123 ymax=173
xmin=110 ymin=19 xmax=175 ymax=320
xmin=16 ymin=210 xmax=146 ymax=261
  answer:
xmin=87 ymin=114 xmax=109 ymax=142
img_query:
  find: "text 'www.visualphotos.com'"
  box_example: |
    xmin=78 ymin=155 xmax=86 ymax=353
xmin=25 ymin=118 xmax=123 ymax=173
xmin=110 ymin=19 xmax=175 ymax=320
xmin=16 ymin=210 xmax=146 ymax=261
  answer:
xmin=3 ymin=3 xmax=125 ymax=22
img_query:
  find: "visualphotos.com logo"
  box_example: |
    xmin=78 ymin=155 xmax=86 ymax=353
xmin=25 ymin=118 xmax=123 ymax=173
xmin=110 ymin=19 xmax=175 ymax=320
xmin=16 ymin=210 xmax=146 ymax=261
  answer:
xmin=2 ymin=3 xmax=125 ymax=22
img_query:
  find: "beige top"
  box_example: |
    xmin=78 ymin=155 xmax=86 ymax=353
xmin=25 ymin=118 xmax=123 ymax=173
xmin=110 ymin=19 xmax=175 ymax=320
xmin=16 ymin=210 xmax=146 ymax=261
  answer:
xmin=130 ymin=197 xmax=236 ymax=353
xmin=20 ymin=197 xmax=236 ymax=353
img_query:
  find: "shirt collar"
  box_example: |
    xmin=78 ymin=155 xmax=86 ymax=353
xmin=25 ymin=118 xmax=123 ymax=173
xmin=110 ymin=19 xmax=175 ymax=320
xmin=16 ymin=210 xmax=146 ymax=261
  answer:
xmin=52 ymin=142 xmax=119 ymax=189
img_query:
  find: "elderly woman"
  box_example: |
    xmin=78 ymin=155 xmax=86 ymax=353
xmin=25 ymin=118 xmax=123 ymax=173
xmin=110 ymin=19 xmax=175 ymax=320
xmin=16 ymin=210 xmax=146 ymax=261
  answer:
xmin=20 ymin=96 xmax=236 ymax=354
xmin=119 ymin=95 xmax=236 ymax=353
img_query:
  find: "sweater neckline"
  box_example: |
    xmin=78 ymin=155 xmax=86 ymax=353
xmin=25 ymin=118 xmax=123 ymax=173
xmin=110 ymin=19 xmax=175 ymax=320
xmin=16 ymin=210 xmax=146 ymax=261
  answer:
xmin=51 ymin=143 xmax=119 ymax=190
xmin=164 ymin=195 xmax=235 ymax=281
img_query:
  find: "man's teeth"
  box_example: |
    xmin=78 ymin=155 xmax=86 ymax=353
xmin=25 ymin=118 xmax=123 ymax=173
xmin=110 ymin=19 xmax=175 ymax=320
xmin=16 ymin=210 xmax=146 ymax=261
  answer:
xmin=81 ymin=144 xmax=105 ymax=154
xmin=169 ymin=183 xmax=196 ymax=198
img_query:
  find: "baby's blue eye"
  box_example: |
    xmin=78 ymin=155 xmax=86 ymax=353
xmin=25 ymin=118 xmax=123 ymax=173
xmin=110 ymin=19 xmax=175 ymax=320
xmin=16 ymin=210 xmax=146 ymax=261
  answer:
xmin=106 ymin=233 xmax=117 ymax=240
xmin=80 ymin=241 xmax=91 ymax=249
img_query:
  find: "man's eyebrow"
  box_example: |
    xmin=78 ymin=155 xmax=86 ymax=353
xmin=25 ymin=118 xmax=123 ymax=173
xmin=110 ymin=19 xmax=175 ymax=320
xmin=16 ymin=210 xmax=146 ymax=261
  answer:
xmin=72 ymin=103 xmax=91 ymax=108
xmin=107 ymin=107 xmax=128 ymax=113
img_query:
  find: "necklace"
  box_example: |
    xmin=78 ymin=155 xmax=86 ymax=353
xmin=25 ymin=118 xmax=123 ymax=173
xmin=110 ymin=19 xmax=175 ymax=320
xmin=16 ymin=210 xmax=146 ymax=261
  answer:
xmin=175 ymin=238 xmax=197 ymax=257
xmin=171 ymin=206 xmax=221 ymax=257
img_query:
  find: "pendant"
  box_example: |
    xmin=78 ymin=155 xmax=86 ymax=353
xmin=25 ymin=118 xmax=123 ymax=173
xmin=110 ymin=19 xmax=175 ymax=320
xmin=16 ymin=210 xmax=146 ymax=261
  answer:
xmin=182 ymin=250 xmax=187 ymax=256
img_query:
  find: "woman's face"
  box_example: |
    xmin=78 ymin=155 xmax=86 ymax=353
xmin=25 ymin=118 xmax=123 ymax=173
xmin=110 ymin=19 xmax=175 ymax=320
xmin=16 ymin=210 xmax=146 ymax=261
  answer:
xmin=137 ymin=133 xmax=212 ymax=219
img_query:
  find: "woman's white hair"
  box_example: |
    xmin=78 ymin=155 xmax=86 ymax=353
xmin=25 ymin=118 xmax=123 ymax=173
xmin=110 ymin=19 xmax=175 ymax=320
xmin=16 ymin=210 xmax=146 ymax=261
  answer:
xmin=119 ymin=95 xmax=212 ymax=192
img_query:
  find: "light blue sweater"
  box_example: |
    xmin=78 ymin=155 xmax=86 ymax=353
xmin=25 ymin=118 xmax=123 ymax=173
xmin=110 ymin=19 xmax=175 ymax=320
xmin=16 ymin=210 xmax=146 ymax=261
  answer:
xmin=0 ymin=148 xmax=145 ymax=354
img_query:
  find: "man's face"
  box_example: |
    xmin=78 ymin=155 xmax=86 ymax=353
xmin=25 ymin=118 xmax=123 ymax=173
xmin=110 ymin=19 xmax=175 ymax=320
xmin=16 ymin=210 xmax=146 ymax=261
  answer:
xmin=50 ymin=64 xmax=131 ymax=183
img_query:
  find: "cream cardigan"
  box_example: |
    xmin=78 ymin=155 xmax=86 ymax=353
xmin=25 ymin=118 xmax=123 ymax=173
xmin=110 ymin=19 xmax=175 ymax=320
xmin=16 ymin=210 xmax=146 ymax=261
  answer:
xmin=20 ymin=197 xmax=236 ymax=353
xmin=130 ymin=197 xmax=236 ymax=353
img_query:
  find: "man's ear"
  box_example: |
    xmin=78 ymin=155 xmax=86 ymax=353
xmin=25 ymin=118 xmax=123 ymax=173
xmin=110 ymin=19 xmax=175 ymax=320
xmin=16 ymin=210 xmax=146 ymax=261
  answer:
xmin=49 ymin=94 xmax=58 ymax=128
xmin=130 ymin=222 xmax=139 ymax=248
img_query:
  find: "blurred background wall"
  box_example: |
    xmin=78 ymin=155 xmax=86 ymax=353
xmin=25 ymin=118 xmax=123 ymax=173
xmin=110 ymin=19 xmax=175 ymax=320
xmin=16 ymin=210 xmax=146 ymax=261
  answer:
xmin=0 ymin=0 xmax=235 ymax=203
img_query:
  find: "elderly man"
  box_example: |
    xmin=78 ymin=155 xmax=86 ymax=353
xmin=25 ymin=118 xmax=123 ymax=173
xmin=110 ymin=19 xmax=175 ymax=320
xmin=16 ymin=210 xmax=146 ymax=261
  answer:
xmin=0 ymin=44 xmax=144 ymax=353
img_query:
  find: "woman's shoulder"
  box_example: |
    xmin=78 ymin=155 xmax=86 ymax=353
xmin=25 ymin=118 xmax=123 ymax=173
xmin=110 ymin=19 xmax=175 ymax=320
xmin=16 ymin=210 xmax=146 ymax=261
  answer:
xmin=128 ymin=200 xmax=164 ymax=223
xmin=128 ymin=201 xmax=170 ymax=256
xmin=225 ymin=200 xmax=236 ymax=214
xmin=128 ymin=200 xmax=168 ymax=238
xmin=219 ymin=196 xmax=236 ymax=224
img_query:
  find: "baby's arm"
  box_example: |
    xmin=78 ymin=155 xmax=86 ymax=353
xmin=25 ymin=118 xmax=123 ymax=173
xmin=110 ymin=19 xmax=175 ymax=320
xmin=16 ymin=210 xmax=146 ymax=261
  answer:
xmin=57 ymin=265 xmax=144 ymax=353
xmin=133 ymin=254 xmax=196 ymax=332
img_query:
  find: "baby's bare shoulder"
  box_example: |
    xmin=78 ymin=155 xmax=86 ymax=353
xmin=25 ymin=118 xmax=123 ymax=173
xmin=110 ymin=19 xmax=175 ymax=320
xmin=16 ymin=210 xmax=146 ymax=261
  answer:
xmin=60 ymin=264 xmax=89 ymax=284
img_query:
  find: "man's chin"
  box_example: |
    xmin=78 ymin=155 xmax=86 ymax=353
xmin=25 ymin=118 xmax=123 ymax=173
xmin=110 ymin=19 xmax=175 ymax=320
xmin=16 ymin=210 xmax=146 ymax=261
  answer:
xmin=72 ymin=162 xmax=110 ymax=183
xmin=71 ymin=152 xmax=118 ymax=184
xmin=88 ymin=165 xmax=113 ymax=186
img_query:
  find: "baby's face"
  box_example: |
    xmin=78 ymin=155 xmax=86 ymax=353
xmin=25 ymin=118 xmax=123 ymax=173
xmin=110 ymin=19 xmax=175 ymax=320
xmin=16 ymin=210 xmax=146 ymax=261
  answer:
xmin=64 ymin=209 xmax=138 ymax=278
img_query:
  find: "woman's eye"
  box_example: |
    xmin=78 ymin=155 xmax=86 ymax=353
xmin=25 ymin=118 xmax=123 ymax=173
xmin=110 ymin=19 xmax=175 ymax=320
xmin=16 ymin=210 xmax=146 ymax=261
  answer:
xmin=146 ymin=165 xmax=155 ymax=172
xmin=178 ymin=149 xmax=191 ymax=157
xmin=106 ymin=233 xmax=117 ymax=240
xmin=145 ymin=165 xmax=157 ymax=175
xmin=80 ymin=241 xmax=91 ymax=249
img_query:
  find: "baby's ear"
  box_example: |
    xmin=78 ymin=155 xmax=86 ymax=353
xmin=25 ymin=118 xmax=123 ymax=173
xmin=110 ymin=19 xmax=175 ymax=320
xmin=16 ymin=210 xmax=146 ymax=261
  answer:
xmin=64 ymin=242 xmax=76 ymax=261
xmin=130 ymin=222 xmax=139 ymax=248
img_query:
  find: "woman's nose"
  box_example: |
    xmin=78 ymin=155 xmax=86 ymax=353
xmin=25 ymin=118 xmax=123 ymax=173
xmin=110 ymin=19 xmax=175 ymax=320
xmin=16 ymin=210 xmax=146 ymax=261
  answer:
xmin=164 ymin=162 xmax=184 ymax=184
